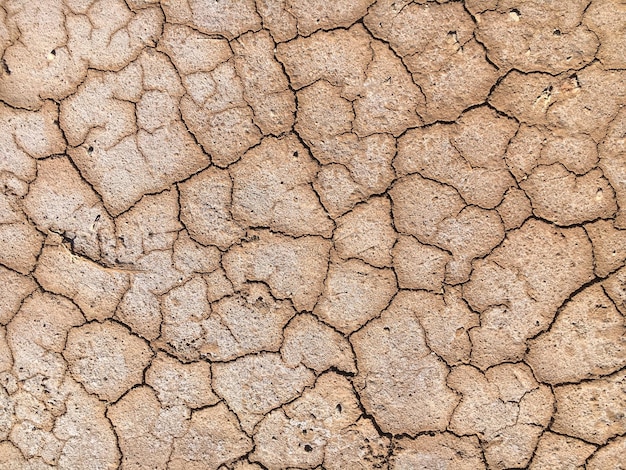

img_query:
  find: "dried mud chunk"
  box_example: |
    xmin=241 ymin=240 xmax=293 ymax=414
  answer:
xmin=324 ymin=418 xmax=390 ymax=470
xmin=54 ymin=381 xmax=121 ymax=470
xmin=391 ymin=433 xmax=485 ymax=470
xmin=0 ymin=193 xmax=43 ymax=278
xmin=203 ymin=283 xmax=295 ymax=361
xmin=231 ymin=135 xmax=333 ymax=238
xmin=541 ymin=134 xmax=599 ymax=175
xmin=390 ymin=174 xmax=465 ymax=240
xmin=547 ymin=66 xmax=626 ymax=140
xmin=169 ymin=402 xmax=252 ymax=470
xmin=587 ymin=436 xmax=626 ymax=470
xmin=453 ymin=107 xmax=519 ymax=173
xmin=108 ymin=386 xmax=188 ymax=470
xmin=296 ymin=80 xmax=354 ymax=142
xmin=333 ymin=197 xmax=396 ymax=268
xmin=255 ymin=0 xmax=297 ymax=43
xmin=585 ymin=0 xmax=626 ymax=69
xmin=276 ymin=25 xmax=372 ymax=93
xmin=34 ymin=246 xmax=129 ymax=321
xmin=288 ymin=0 xmax=374 ymax=36
xmin=232 ymin=30 xmax=295 ymax=135
xmin=146 ymin=352 xmax=218 ymax=408
xmin=160 ymin=277 xmax=210 ymax=362
xmin=204 ymin=269 xmax=234 ymax=302
xmin=352 ymin=40 xmax=424 ymax=136
xmin=24 ymin=156 xmax=115 ymax=263
xmin=0 ymin=101 xmax=65 ymax=182
xmin=314 ymin=259 xmax=397 ymax=334
xmin=286 ymin=371 xmax=361 ymax=432
xmin=586 ymin=220 xmax=626 ymax=278
xmin=489 ymin=71 xmax=562 ymax=126
xmin=0 ymin=1 xmax=87 ymax=109
xmin=0 ymin=442 xmax=30 ymax=469
xmin=352 ymin=292 xmax=458 ymax=435
xmin=314 ymin=164 xmax=366 ymax=218
xmin=63 ymin=321 xmax=153 ymax=402
xmin=464 ymin=220 xmax=594 ymax=368
xmin=395 ymin=109 xmax=517 ymax=209
xmin=0 ymin=218 xmax=43 ymax=275
xmin=529 ymin=432 xmax=596 ymax=470
xmin=223 ymin=230 xmax=331 ymax=312
xmin=8 ymin=292 xmax=84 ymax=382
xmin=552 ymin=370 xmax=626 ymax=444
xmin=281 ymin=313 xmax=356 ymax=373
xmin=251 ymin=410 xmax=321 ymax=469
xmin=600 ymin=108 xmax=626 ymax=228
xmin=448 ymin=364 xmax=552 ymax=469
xmin=179 ymin=167 xmax=244 ymax=250
xmin=475 ymin=0 xmax=597 ymax=74
xmin=407 ymin=288 xmax=478 ymax=365
xmin=158 ymin=23 xmax=232 ymax=75
xmin=212 ymin=353 xmax=315 ymax=434
xmin=162 ymin=0 xmax=261 ymax=39
xmin=117 ymin=285 xmax=162 ymax=341
xmin=527 ymin=284 xmax=626 ymax=384
xmin=483 ymin=425 xmax=545 ymax=470
xmin=408 ymin=39 xmax=498 ymax=123
xmin=521 ymin=165 xmax=617 ymax=226
xmin=115 ymin=189 xmax=182 ymax=263
xmin=365 ymin=1 xmax=497 ymax=122
xmin=365 ymin=0 xmax=473 ymax=58
xmin=449 ymin=365 xmax=533 ymax=436
xmin=392 ymin=236 xmax=449 ymax=291
xmin=0 ymin=266 xmax=36 ymax=324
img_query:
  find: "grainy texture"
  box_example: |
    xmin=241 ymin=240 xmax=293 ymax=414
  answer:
xmin=0 ymin=0 xmax=625 ymax=468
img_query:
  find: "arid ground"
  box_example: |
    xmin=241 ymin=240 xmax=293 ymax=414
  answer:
xmin=0 ymin=0 xmax=625 ymax=468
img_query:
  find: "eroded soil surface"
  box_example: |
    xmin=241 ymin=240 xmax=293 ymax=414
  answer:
xmin=0 ymin=0 xmax=625 ymax=469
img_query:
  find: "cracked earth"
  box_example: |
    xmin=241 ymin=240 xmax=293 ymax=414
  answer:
xmin=0 ymin=0 xmax=625 ymax=468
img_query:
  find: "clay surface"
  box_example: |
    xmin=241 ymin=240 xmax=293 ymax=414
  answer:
xmin=0 ymin=0 xmax=624 ymax=468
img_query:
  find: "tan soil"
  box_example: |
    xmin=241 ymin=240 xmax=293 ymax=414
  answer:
xmin=0 ymin=0 xmax=625 ymax=468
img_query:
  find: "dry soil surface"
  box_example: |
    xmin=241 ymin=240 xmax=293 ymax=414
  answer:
xmin=0 ymin=0 xmax=626 ymax=469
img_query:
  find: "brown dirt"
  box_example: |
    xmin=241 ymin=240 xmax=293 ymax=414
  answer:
xmin=0 ymin=0 xmax=625 ymax=468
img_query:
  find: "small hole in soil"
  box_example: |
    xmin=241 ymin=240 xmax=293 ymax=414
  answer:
xmin=509 ymin=8 xmax=521 ymax=21
xmin=336 ymin=404 xmax=342 ymax=413
xmin=553 ymin=29 xmax=561 ymax=36
xmin=87 ymin=146 xmax=94 ymax=154
xmin=51 ymin=49 xmax=57 ymax=56
xmin=383 ymin=326 xmax=390 ymax=332
xmin=293 ymin=151 xmax=299 ymax=158
xmin=304 ymin=444 xmax=313 ymax=452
